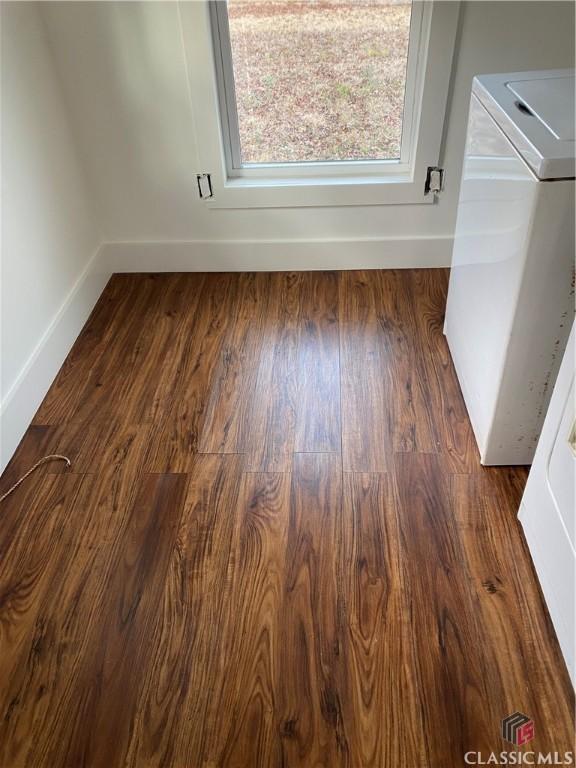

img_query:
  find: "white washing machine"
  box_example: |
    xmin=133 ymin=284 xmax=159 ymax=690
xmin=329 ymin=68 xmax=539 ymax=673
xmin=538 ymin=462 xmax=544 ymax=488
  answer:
xmin=445 ymin=69 xmax=575 ymax=466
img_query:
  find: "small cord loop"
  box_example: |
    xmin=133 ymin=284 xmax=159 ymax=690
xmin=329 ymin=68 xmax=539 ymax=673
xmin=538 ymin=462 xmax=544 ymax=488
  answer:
xmin=0 ymin=455 xmax=71 ymax=502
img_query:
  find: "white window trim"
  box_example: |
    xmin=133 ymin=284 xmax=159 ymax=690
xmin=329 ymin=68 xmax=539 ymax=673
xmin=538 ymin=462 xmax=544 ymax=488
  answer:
xmin=178 ymin=0 xmax=460 ymax=208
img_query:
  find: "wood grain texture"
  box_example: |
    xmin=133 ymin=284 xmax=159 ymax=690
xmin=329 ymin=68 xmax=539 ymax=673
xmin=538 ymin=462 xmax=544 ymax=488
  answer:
xmin=451 ymin=472 xmax=575 ymax=757
xmin=199 ymin=273 xmax=270 ymax=454
xmin=39 ymin=473 xmax=188 ymax=768
xmin=32 ymin=275 xmax=143 ymax=425
xmin=201 ymin=471 xmax=291 ymax=768
xmin=392 ymin=453 xmax=497 ymax=765
xmin=407 ymin=269 xmax=478 ymax=471
xmin=340 ymin=270 xmax=391 ymax=472
xmin=1 ymin=270 xmax=573 ymax=767
xmin=340 ymin=472 xmax=423 ymax=768
xmin=39 ymin=275 xmax=162 ymax=427
xmin=144 ymin=273 xmax=236 ymax=472
xmin=244 ymin=272 xmax=302 ymax=472
xmin=278 ymin=453 xmax=348 ymax=767
xmin=372 ymin=270 xmax=439 ymax=454
xmin=294 ymin=272 xmax=341 ymax=453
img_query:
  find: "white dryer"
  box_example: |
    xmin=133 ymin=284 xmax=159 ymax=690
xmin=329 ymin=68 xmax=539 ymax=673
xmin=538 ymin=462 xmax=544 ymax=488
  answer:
xmin=519 ymin=323 xmax=575 ymax=684
xmin=444 ymin=70 xmax=575 ymax=465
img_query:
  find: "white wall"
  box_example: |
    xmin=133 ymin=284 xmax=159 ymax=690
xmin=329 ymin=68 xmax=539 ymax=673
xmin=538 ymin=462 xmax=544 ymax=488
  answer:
xmin=1 ymin=2 xmax=106 ymax=470
xmin=39 ymin=0 xmax=575 ymax=261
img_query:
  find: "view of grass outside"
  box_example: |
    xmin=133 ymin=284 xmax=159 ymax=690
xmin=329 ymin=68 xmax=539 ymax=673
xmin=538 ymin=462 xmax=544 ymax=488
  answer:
xmin=227 ymin=0 xmax=413 ymax=164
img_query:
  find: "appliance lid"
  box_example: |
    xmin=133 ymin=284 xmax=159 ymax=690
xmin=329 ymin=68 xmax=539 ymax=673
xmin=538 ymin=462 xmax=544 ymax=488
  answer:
xmin=472 ymin=70 xmax=575 ymax=180
xmin=507 ymin=76 xmax=575 ymax=141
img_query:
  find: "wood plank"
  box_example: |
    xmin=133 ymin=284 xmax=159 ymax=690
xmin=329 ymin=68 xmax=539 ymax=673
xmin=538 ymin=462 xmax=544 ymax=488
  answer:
xmin=407 ymin=269 xmax=478 ymax=471
xmin=374 ymin=270 xmax=440 ymax=453
xmin=0 ymin=425 xmax=81 ymax=495
xmin=139 ymin=274 xmax=207 ymax=424
xmin=244 ymin=272 xmax=302 ymax=472
xmin=32 ymin=275 xmax=129 ymax=424
xmin=1 ymin=420 xmax=152 ymax=485
xmin=23 ymin=473 xmax=187 ymax=768
xmin=117 ymin=274 xmax=207 ymax=426
xmin=174 ymin=454 xmax=244 ymax=764
xmin=339 ymin=472 xmax=424 ymax=768
xmin=452 ymin=472 xmax=575 ymax=755
xmin=479 ymin=465 xmax=529 ymax=510
xmin=198 ymin=273 xmax=270 ymax=454
xmin=200 ymin=472 xmax=291 ymax=768
xmin=122 ymin=522 xmax=193 ymax=768
xmin=84 ymin=275 xmax=192 ymax=427
xmin=0 ymin=426 xmax=154 ymax=768
xmin=123 ymin=455 xmax=244 ymax=767
xmin=144 ymin=273 xmax=236 ymax=471
xmin=277 ymin=453 xmax=348 ymax=767
xmin=294 ymin=272 xmax=341 ymax=453
xmin=0 ymin=474 xmax=88 ymax=768
xmin=37 ymin=275 xmax=161 ymax=426
xmin=392 ymin=453 xmax=496 ymax=766
xmin=0 ymin=474 xmax=85 ymax=678
xmin=340 ymin=270 xmax=391 ymax=472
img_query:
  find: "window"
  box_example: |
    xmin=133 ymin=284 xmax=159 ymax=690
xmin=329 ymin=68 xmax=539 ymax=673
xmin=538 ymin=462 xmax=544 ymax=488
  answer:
xmin=178 ymin=0 xmax=460 ymax=206
xmin=214 ymin=0 xmax=414 ymax=168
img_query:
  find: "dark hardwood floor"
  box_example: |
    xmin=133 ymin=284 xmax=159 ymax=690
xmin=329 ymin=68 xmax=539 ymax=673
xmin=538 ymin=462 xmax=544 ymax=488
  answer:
xmin=0 ymin=270 xmax=573 ymax=768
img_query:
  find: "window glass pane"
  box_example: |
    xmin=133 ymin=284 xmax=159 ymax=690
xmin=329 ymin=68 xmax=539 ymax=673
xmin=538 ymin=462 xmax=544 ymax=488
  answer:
xmin=227 ymin=0 xmax=412 ymax=165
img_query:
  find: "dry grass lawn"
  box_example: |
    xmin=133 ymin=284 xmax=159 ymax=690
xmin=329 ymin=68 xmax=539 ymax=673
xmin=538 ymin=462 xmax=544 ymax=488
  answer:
xmin=228 ymin=0 xmax=412 ymax=164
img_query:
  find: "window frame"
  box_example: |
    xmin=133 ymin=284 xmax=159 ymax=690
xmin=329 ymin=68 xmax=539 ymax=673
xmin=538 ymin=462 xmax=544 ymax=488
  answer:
xmin=178 ymin=0 xmax=460 ymax=208
xmin=210 ymin=0 xmax=426 ymax=178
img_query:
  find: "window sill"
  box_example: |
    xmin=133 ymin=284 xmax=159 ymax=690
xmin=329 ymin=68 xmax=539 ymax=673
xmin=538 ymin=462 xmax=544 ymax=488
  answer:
xmin=204 ymin=173 xmax=434 ymax=209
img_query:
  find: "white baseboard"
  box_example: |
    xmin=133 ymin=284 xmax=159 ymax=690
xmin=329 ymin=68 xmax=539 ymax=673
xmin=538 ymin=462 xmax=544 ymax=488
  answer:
xmin=0 ymin=247 xmax=112 ymax=472
xmin=99 ymin=236 xmax=453 ymax=273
